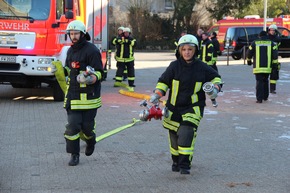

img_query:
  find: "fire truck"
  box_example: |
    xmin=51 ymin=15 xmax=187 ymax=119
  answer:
xmin=0 ymin=0 xmax=109 ymax=101
xmin=208 ymin=15 xmax=290 ymax=55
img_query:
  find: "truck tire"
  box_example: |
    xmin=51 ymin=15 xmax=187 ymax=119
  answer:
xmin=53 ymin=82 xmax=64 ymax=101
xmin=11 ymin=82 xmax=34 ymax=88
xmin=232 ymin=54 xmax=242 ymax=60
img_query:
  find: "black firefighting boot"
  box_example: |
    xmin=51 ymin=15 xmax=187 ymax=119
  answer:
xmin=68 ymin=153 xmax=80 ymax=166
xmin=85 ymin=138 xmax=96 ymax=156
xmin=270 ymin=83 xmax=276 ymax=94
xmin=171 ymin=155 xmax=180 ymax=172
xmin=179 ymin=154 xmax=191 ymax=175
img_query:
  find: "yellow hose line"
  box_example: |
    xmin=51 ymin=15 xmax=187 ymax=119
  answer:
xmin=119 ymin=89 xmax=151 ymax=100
xmin=96 ymin=118 xmax=141 ymax=142
xmin=119 ymin=89 xmax=166 ymax=106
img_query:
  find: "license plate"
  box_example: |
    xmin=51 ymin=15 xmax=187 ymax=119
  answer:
xmin=0 ymin=56 xmax=16 ymax=63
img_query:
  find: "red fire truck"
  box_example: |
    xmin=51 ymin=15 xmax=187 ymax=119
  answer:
xmin=208 ymin=15 xmax=290 ymax=53
xmin=0 ymin=0 xmax=108 ymax=101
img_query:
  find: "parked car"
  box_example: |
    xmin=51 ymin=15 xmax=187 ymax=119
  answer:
xmin=224 ymin=26 xmax=290 ymax=60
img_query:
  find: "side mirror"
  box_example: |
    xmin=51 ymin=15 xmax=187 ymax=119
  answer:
xmin=65 ymin=11 xmax=73 ymax=19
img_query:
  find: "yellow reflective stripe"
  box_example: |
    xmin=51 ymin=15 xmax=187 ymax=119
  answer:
xmin=70 ymin=98 xmax=102 ymax=110
xmin=178 ymin=146 xmax=194 ymax=155
xmin=170 ymin=146 xmax=179 ymax=156
xmin=170 ymin=80 xmax=179 ymax=105
xmin=270 ymin=80 xmax=277 ymax=83
xmin=163 ymin=111 xmax=180 ymax=132
xmin=267 ymin=45 xmax=272 ymax=68
xmin=80 ymin=93 xmax=86 ymax=101
xmin=256 ymin=45 xmax=260 ymax=68
xmin=93 ymin=71 xmax=102 ymax=81
xmin=191 ymin=82 xmax=202 ymax=103
xmin=156 ymin=82 xmax=168 ymax=93
xmin=64 ymin=133 xmax=80 ymax=140
xmin=193 ymin=106 xmax=201 ymax=116
xmin=128 ymin=77 xmax=135 ymax=81
xmin=211 ymin=77 xmax=222 ymax=84
xmin=182 ymin=113 xmax=201 ymax=126
xmin=253 ymin=68 xmax=271 ymax=73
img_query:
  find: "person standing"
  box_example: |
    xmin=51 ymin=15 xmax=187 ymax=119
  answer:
xmin=199 ymin=32 xmax=216 ymax=71
xmin=52 ymin=20 xmax=103 ymax=166
xmin=267 ymin=24 xmax=281 ymax=94
xmin=210 ymin=32 xmax=221 ymax=72
xmin=112 ymin=26 xmax=128 ymax=81
xmin=114 ymin=27 xmax=136 ymax=91
xmin=247 ymin=31 xmax=278 ymax=103
xmin=196 ymin=28 xmax=204 ymax=50
xmin=150 ymin=34 xmax=222 ymax=174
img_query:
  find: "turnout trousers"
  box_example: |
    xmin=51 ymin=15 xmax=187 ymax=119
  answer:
xmin=64 ymin=109 xmax=97 ymax=154
xmin=255 ymin=73 xmax=270 ymax=101
xmin=115 ymin=61 xmax=135 ymax=86
xmin=166 ymin=106 xmax=204 ymax=170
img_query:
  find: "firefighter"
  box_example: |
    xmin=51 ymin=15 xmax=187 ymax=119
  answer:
xmin=150 ymin=34 xmax=222 ymax=174
xmin=196 ymin=28 xmax=204 ymax=51
xmin=112 ymin=26 xmax=128 ymax=81
xmin=51 ymin=20 xmax=103 ymax=166
xmin=210 ymin=32 xmax=221 ymax=72
xmin=199 ymin=32 xmax=216 ymax=71
xmin=247 ymin=31 xmax=278 ymax=103
xmin=113 ymin=27 xmax=136 ymax=91
xmin=267 ymin=24 xmax=281 ymax=94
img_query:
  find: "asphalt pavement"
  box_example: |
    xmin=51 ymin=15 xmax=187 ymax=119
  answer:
xmin=0 ymin=52 xmax=289 ymax=193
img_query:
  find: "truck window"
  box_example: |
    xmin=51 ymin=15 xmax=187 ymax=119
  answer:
xmin=0 ymin=0 xmax=32 ymax=18
xmin=28 ymin=0 xmax=50 ymax=20
xmin=56 ymin=0 xmax=64 ymax=19
xmin=226 ymin=28 xmax=235 ymax=40
xmin=245 ymin=27 xmax=261 ymax=41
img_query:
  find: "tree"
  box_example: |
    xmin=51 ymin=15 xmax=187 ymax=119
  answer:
xmin=207 ymin=0 xmax=254 ymax=20
xmin=172 ymin=0 xmax=199 ymax=35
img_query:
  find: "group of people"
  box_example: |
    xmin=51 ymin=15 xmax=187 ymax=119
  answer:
xmin=50 ymin=19 xmax=283 ymax=178
xmin=51 ymin=20 xmax=224 ymax=176
xmin=247 ymin=24 xmax=281 ymax=103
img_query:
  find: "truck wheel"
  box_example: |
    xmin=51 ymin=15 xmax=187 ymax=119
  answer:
xmin=11 ymin=83 xmax=24 ymax=88
xmin=11 ymin=82 xmax=34 ymax=88
xmin=232 ymin=54 xmax=241 ymax=60
xmin=53 ymin=82 xmax=64 ymax=101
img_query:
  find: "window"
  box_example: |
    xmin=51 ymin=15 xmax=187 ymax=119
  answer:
xmin=165 ymin=0 xmax=173 ymax=9
xmin=56 ymin=0 xmax=64 ymax=19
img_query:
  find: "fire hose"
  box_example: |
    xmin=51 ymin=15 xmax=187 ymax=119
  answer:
xmin=95 ymin=118 xmax=141 ymax=142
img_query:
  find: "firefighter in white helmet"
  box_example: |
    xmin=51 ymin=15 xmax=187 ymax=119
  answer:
xmin=149 ymin=34 xmax=222 ymax=174
xmin=268 ymin=24 xmax=281 ymax=94
xmin=51 ymin=20 xmax=103 ymax=166
xmin=112 ymin=26 xmax=128 ymax=81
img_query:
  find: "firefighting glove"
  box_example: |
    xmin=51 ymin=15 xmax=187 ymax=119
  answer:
xmin=149 ymin=93 xmax=161 ymax=105
xmin=77 ymin=74 xmax=97 ymax=85
xmin=247 ymin=60 xmax=252 ymax=66
xmin=150 ymin=89 xmax=164 ymax=104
